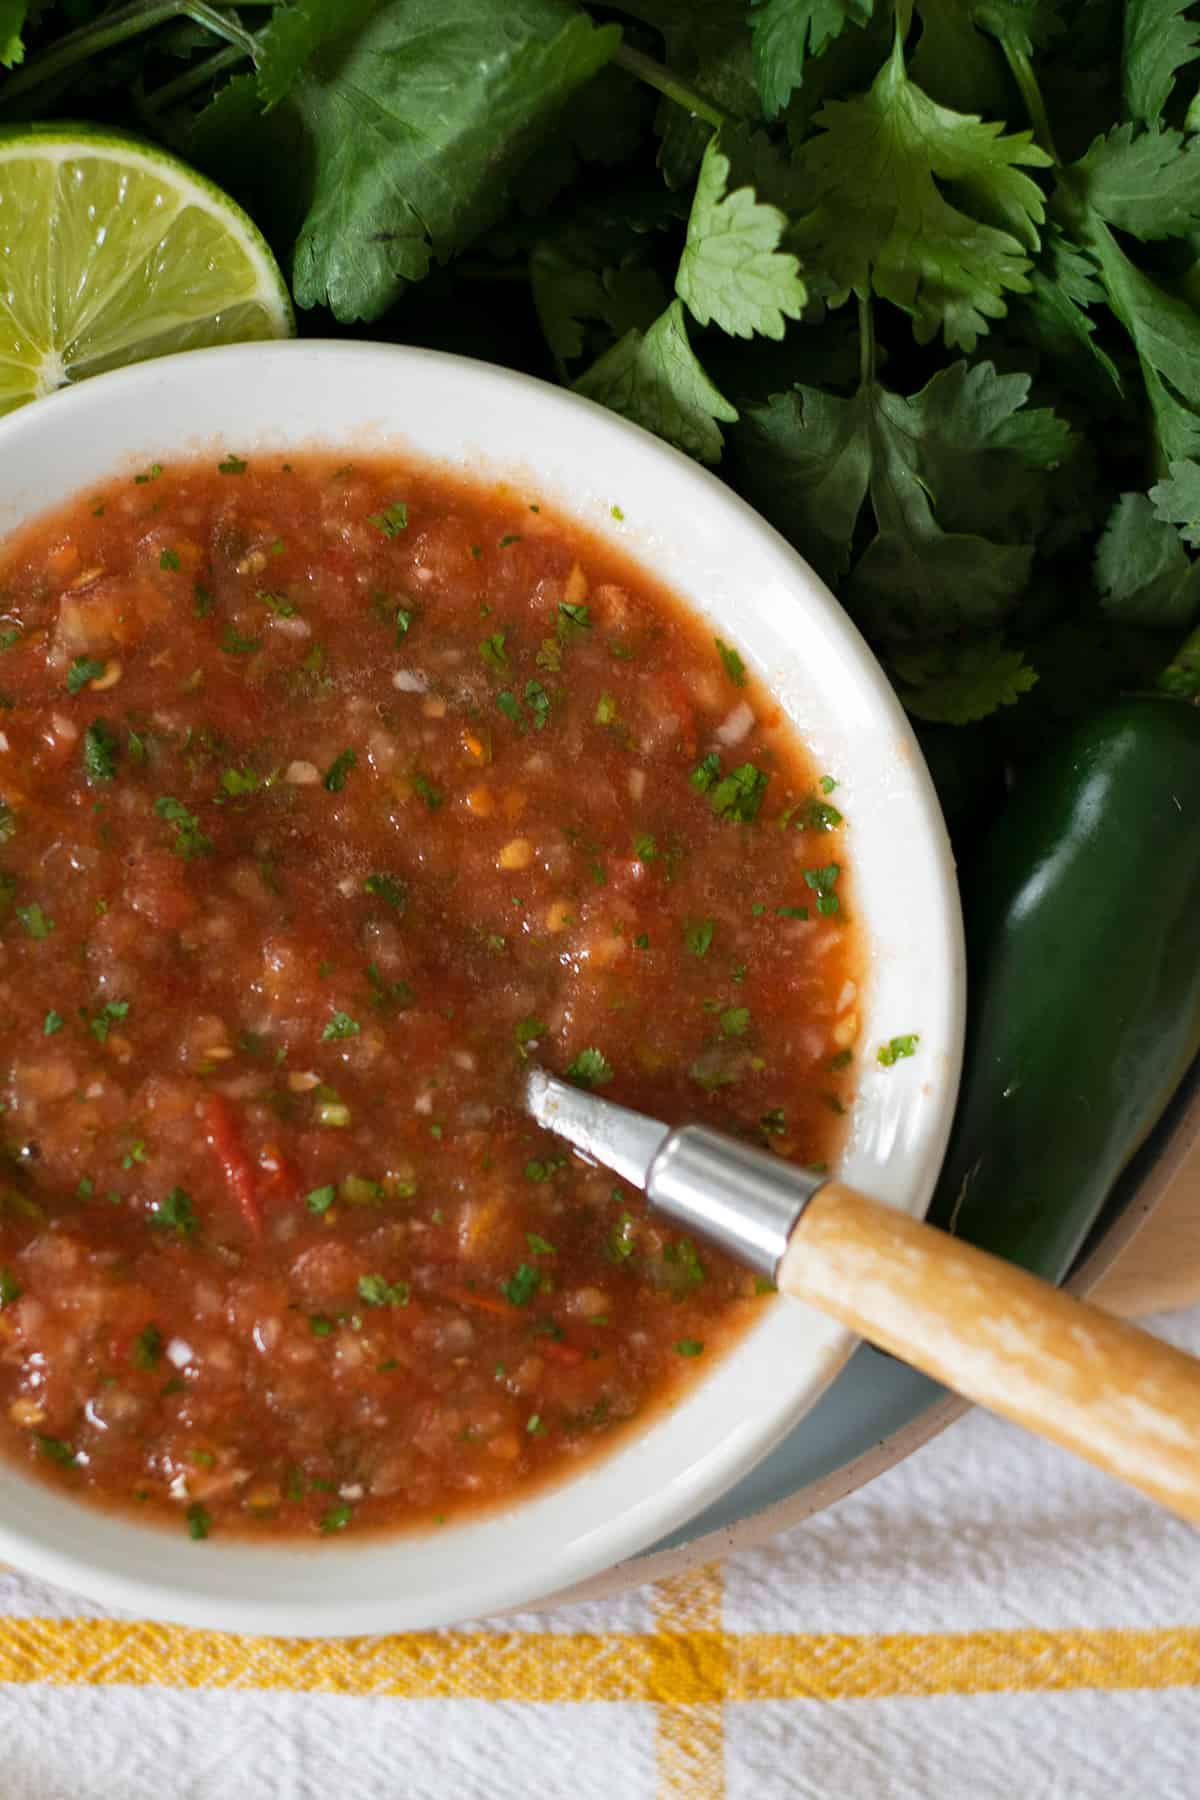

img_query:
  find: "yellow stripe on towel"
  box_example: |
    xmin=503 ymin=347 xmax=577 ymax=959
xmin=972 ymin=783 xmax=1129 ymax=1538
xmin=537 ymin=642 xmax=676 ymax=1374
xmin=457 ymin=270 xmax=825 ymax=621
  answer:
xmin=0 ymin=1617 xmax=1197 ymax=1703
xmin=654 ymin=1567 xmax=726 ymax=1800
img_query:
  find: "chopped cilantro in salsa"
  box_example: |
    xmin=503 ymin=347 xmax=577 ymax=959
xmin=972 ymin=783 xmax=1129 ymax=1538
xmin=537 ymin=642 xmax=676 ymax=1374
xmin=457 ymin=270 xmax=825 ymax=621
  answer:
xmin=323 ymin=748 xmax=357 ymax=792
xmin=565 ymin=1048 xmax=613 ymax=1088
xmin=715 ymin=639 xmax=746 ymax=687
xmin=502 ymin=1263 xmax=540 ymax=1306
xmin=66 ymin=656 xmax=106 ymax=694
xmin=367 ymin=502 xmax=409 ymax=538
xmin=155 ymin=796 xmax=212 ymax=860
xmin=82 ymin=720 xmax=119 ymax=784
xmin=710 ymin=763 xmax=768 ymax=824
xmin=151 ymin=1188 xmax=198 ymax=1238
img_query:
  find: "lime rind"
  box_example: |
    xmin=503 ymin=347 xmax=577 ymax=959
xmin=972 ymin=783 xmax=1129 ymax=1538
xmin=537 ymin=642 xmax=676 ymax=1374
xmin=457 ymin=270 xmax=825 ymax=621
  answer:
xmin=0 ymin=123 xmax=293 ymax=413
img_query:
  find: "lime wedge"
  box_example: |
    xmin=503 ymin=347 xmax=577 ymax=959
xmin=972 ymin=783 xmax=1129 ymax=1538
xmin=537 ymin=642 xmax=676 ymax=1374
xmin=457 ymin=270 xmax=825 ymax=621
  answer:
xmin=0 ymin=123 xmax=294 ymax=415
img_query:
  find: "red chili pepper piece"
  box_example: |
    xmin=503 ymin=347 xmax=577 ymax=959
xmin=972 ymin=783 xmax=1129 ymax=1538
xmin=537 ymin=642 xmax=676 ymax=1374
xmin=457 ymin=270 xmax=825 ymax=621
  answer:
xmin=201 ymin=1093 xmax=262 ymax=1240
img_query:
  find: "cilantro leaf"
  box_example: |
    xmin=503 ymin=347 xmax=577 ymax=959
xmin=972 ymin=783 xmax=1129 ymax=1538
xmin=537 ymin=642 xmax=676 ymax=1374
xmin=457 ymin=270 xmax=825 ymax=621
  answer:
xmin=575 ymin=299 xmax=738 ymax=465
xmin=268 ymin=0 xmax=620 ymax=322
xmin=16 ymin=902 xmax=53 ymax=939
xmin=88 ymin=999 xmax=129 ymax=1043
xmin=734 ymin=385 xmax=871 ymax=583
xmin=1016 ymin=227 xmax=1124 ymax=400
xmin=0 ymin=2 xmax=26 ymax=70
xmin=889 ymin=636 xmax=1040 ymax=723
xmin=323 ymin=748 xmax=357 ymax=792
xmin=715 ymin=638 xmax=747 ymax=686
xmin=1150 ymin=462 xmax=1200 ymax=547
xmin=676 ymin=135 xmax=807 ymax=340
xmin=155 ymin=796 xmax=212 ymax=861
xmin=37 ymin=1435 xmax=78 ymax=1467
xmin=66 ymin=656 xmax=106 ymax=695
xmin=792 ymin=36 xmax=1051 ymax=351
xmin=887 ymin=360 xmax=1074 ymax=543
xmin=363 ymin=872 xmax=407 ymax=910
xmin=367 ymin=501 xmax=409 ymax=538
xmin=749 ymin=0 xmax=874 ymax=119
xmin=254 ymin=0 xmax=378 ymax=109
xmin=1094 ymin=493 xmax=1200 ymax=627
xmin=906 ymin=4 xmax=1008 ymax=119
xmin=1122 ymin=0 xmax=1200 ymax=128
xmin=907 ymin=0 xmax=1060 ymax=120
xmin=531 ymin=239 xmax=668 ymax=375
xmin=322 ymin=1011 xmax=361 ymax=1042
xmin=82 ymin=720 xmax=119 ymax=785
xmin=1068 ymin=126 xmax=1200 ymax=243
xmin=710 ymin=762 xmax=768 ymax=822
xmin=878 ymin=1034 xmax=920 ymax=1065
xmin=565 ymin=1047 xmax=614 ymax=1088
xmin=737 ymin=360 xmax=1065 ymax=632
xmin=502 ymin=1262 xmax=541 ymax=1306
xmin=685 ymin=917 xmax=715 ymax=956
xmin=1078 ymin=218 xmax=1200 ymax=465
xmin=151 ymin=1187 xmax=199 ymax=1239
xmin=357 ymin=1272 xmax=410 ymax=1308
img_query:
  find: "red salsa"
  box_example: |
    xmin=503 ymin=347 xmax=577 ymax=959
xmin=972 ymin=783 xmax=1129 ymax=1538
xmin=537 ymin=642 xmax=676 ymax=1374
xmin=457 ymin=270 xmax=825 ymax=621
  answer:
xmin=0 ymin=453 xmax=859 ymax=1539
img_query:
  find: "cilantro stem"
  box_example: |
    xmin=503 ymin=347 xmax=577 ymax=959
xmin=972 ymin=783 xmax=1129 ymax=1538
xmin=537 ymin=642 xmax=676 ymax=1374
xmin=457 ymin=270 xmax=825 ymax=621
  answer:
xmin=999 ymin=39 xmax=1059 ymax=163
xmin=857 ymin=292 xmax=876 ymax=388
xmin=0 ymin=0 xmax=265 ymax=107
xmin=180 ymin=1 xmax=259 ymax=60
xmin=612 ymin=43 xmax=729 ymax=131
xmin=144 ymin=42 xmax=246 ymax=110
xmin=0 ymin=0 xmax=181 ymax=104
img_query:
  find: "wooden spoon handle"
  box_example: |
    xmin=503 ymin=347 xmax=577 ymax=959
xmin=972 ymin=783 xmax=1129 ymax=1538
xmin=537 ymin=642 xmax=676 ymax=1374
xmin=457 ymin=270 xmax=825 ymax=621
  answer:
xmin=779 ymin=1181 xmax=1200 ymax=1523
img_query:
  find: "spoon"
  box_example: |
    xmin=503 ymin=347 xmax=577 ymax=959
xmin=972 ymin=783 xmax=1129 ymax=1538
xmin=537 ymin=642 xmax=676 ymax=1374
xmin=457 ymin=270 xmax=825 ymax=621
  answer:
xmin=525 ymin=1067 xmax=1200 ymax=1525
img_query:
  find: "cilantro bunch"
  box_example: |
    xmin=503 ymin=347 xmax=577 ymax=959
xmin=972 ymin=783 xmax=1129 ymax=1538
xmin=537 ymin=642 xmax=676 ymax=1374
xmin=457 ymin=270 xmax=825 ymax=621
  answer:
xmin=5 ymin=0 xmax=1200 ymax=768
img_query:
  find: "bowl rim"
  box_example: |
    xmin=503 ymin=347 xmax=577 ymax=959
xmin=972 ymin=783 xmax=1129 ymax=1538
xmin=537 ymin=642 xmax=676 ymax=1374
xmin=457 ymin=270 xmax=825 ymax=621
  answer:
xmin=0 ymin=339 xmax=966 ymax=1633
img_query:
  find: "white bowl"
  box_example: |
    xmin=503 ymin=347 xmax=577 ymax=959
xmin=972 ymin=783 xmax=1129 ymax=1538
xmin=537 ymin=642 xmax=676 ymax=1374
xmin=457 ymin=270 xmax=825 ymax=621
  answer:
xmin=0 ymin=342 xmax=964 ymax=1634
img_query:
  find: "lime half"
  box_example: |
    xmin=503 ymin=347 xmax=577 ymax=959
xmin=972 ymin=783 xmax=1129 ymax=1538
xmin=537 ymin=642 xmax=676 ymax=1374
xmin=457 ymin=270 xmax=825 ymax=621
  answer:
xmin=0 ymin=123 xmax=294 ymax=415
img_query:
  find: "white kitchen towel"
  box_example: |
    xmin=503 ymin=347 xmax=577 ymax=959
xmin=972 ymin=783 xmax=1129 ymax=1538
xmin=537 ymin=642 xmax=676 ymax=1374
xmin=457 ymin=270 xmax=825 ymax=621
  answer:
xmin=0 ymin=1305 xmax=1197 ymax=1800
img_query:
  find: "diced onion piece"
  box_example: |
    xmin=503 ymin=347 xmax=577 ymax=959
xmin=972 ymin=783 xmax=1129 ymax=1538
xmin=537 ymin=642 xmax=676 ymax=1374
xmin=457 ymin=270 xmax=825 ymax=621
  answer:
xmin=166 ymin=1338 xmax=194 ymax=1369
xmin=285 ymin=760 xmax=320 ymax=785
xmin=716 ymin=702 xmax=755 ymax=746
xmin=392 ymin=668 xmax=428 ymax=693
